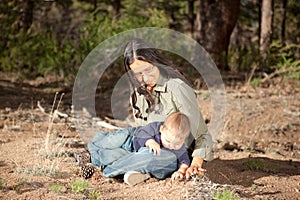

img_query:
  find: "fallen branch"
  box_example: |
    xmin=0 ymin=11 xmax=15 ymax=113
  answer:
xmin=96 ymin=121 xmax=121 ymax=130
xmin=54 ymin=110 xmax=68 ymax=119
xmin=37 ymin=101 xmax=46 ymax=114
xmin=37 ymin=100 xmax=68 ymax=119
xmin=260 ymin=66 xmax=300 ymax=84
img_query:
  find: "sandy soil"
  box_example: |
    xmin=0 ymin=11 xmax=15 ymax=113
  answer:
xmin=0 ymin=76 xmax=299 ymax=200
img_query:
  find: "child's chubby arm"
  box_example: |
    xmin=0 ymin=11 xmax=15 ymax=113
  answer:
xmin=145 ymin=139 xmax=161 ymax=155
xmin=171 ymin=163 xmax=189 ymax=181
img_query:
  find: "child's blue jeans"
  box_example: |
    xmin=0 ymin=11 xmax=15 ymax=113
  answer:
xmin=87 ymin=127 xmax=177 ymax=179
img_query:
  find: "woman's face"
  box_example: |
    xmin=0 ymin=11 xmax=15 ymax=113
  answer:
xmin=129 ymin=60 xmax=160 ymax=88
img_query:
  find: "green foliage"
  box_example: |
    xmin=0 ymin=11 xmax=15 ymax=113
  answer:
xmin=89 ymin=190 xmax=101 ymax=200
xmin=0 ymin=27 xmax=77 ymax=78
xmin=243 ymin=159 xmax=276 ymax=173
xmin=50 ymin=184 xmax=62 ymax=193
xmin=0 ymin=1 xmax=169 ymax=79
xmin=268 ymin=41 xmax=300 ymax=79
xmin=78 ymin=5 xmax=169 ymax=57
xmin=0 ymin=178 xmax=4 ymax=189
xmin=244 ymin=159 xmax=265 ymax=171
xmin=212 ymin=189 xmax=239 ymax=200
xmin=69 ymin=179 xmax=91 ymax=194
xmin=228 ymin=41 xmax=300 ymax=80
xmin=251 ymin=184 xmax=257 ymax=191
xmin=0 ymin=1 xmax=21 ymax=51
xmin=228 ymin=47 xmax=261 ymax=72
xmin=0 ymin=0 xmax=299 ymax=79
xmin=228 ymin=0 xmax=300 ymax=78
xmin=250 ymin=78 xmax=262 ymax=87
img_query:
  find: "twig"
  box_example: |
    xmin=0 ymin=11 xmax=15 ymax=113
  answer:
xmin=37 ymin=101 xmax=46 ymax=114
xmin=194 ymin=78 xmax=202 ymax=91
xmin=49 ymin=92 xmax=58 ymax=123
xmin=218 ymin=171 xmax=232 ymax=185
xmin=37 ymin=100 xmax=68 ymax=119
xmin=245 ymin=63 xmax=258 ymax=87
xmin=45 ymin=92 xmax=64 ymax=151
xmin=260 ymin=66 xmax=300 ymax=83
xmin=45 ymin=93 xmax=58 ymax=151
xmin=54 ymin=110 xmax=68 ymax=119
xmin=56 ymin=93 xmax=64 ymax=111
xmin=222 ymin=119 xmax=230 ymax=133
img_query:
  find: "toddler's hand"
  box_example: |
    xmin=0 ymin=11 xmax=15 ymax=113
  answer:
xmin=145 ymin=139 xmax=161 ymax=155
xmin=171 ymin=171 xmax=184 ymax=181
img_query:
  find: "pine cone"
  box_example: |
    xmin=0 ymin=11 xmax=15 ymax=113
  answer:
xmin=80 ymin=164 xmax=95 ymax=179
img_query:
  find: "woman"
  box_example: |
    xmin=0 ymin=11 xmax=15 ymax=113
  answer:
xmin=88 ymin=38 xmax=213 ymax=181
xmin=124 ymin=38 xmax=213 ymax=178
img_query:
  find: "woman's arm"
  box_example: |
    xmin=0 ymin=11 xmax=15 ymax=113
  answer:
xmin=168 ymin=79 xmax=213 ymax=161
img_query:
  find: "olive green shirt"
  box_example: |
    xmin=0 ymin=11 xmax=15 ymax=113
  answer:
xmin=131 ymin=74 xmax=214 ymax=161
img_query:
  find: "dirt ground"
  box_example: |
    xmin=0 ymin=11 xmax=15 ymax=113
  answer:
xmin=0 ymin=75 xmax=299 ymax=200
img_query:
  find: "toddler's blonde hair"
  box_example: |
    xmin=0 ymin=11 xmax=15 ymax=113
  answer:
xmin=163 ymin=112 xmax=190 ymax=140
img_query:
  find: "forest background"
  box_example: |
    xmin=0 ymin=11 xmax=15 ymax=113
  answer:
xmin=0 ymin=1 xmax=300 ymax=199
xmin=0 ymin=0 xmax=299 ymax=85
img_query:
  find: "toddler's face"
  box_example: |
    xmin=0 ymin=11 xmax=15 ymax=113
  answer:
xmin=160 ymin=125 xmax=184 ymax=150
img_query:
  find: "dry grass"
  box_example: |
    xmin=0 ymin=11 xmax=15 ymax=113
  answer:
xmin=12 ymin=92 xmax=70 ymax=178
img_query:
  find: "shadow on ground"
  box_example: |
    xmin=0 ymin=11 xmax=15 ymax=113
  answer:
xmin=205 ymin=156 xmax=300 ymax=187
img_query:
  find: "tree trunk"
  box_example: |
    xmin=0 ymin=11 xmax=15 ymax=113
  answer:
xmin=188 ymin=0 xmax=195 ymax=36
xmin=113 ymin=0 xmax=121 ymax=16
xmin=260 ymin=0 xmax=273 ymax=58
xmin=258 ymin=0 xmax=262 ymax=47
xmin=195 ymin=0 xmax=240 ymax=70
xmin=281 ymin=0 xmax=287 ymax=44
xmin=19 ymin=0 xmax=34 ymax=30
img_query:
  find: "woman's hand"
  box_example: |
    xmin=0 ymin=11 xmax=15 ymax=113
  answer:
xmin=185 ymin=157 xmax=206 ymax=179
xmin=145 ymin=139 xmax=161 ymax=155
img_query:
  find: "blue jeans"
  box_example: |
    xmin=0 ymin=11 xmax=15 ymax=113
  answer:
xmin=87 ymin=128 xmax=177 ymax=179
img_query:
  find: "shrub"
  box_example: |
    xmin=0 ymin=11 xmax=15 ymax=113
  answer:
xmin=69 ymin=179 xmax=91 ymax=194
xmin=213 ymin=189 xmax=239 ymax=200
xmin=50 ymin=184 xmax=62 ymax=193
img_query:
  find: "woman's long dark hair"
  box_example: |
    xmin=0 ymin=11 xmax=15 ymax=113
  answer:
xmin=123 ymin=38 xmax=191 ymax=120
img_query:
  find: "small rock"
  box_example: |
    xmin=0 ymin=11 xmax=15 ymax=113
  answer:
xmin=222 ymin=142 xmax=240 ymax=151
xmin=105 ymin=178 xmax=116 ymax=184
xmin=60 ymin=186 xmax=68 ymax=193
xmin=10 ymin=125 xmax=21 ymax=131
